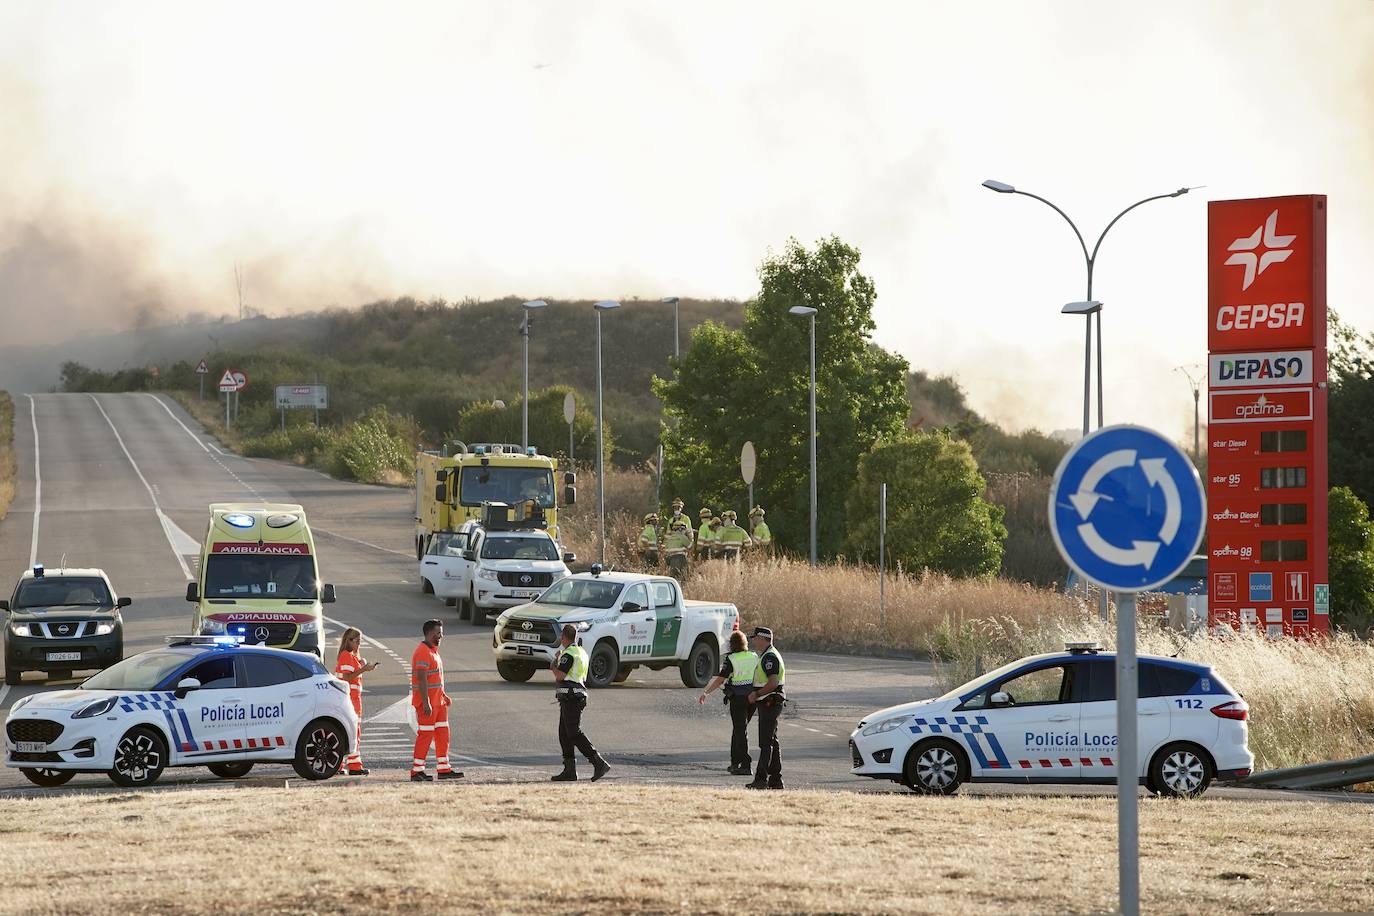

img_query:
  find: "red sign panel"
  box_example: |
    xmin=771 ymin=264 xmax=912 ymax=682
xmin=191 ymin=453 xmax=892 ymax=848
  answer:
xmin=1207 ymin=195 xmax=1327 ymax=636
xmin=210 ymin=542 xmax=311 ymax=555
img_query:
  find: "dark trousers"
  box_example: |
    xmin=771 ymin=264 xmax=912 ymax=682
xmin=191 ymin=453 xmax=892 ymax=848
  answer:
xmin=755 ymin=699 xmax=782 ymax=779
xmin=558 ymin=693 xmax=597 ymax=760
xmin=728 ymin=694 xmax=755 ymax=767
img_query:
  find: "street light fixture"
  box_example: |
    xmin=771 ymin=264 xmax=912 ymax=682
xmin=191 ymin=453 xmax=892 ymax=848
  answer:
xmin=981 ymin=179 xmax=1192 ymax=436
xmin=789 ymin=305 xmax=818 ymax=568
xmin=660 ymin=297 xmax=681 ymax=360
xmin=593 ymin=300 xmax=621 ymax=564
xmin=520 ymin=300 xmax=548 ymax=451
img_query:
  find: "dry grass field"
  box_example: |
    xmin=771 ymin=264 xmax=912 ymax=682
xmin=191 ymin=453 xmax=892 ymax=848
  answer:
xmin=1 ymin=783 xmax=1370 ymax=915
xmin=0 ymin=392 xmax=16 ymax=523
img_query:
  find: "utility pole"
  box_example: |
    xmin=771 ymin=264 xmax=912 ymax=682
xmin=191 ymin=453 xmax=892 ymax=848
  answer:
xmin=1175 ymin=365 xmax=1204 ymax=461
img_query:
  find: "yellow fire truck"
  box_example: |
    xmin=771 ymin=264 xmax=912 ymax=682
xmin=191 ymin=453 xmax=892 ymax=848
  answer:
xmin=414 ymin=444 xmax=572 ymax=560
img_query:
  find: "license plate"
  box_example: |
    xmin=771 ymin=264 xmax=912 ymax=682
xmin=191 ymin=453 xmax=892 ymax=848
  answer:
xmin=46 ymin=652 xmax=80 ymax=662
xmin=511 ymin=632 xmax=540 ymax=642
xmin=16 ymin=741 xmax=45 ymax=753
xmin=521 ymin=590 xmax=541 ymax=598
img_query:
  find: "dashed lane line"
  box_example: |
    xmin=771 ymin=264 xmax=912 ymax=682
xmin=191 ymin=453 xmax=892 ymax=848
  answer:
xmin=89 ymin=395 xmax=193 ymax=581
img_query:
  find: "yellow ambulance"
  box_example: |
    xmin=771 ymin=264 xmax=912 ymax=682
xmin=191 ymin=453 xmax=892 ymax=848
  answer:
xmin=186 ymin=503 xmax=336 ymax=658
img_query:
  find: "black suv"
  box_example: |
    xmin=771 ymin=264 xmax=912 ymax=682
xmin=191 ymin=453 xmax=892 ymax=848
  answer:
xmin=3 ymin=565 xmax=129 ymax=685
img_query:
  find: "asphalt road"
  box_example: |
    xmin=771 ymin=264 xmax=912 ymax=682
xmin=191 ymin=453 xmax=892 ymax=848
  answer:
xmin=0 ymin=393 xmax=1364 ymax=806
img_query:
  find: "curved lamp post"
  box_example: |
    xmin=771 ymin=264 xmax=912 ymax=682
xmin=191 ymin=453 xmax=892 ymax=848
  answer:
xmin=593 ymin=300 xmax=620 ymax=563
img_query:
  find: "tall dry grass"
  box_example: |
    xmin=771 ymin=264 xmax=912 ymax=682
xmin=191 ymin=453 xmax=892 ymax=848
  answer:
xmin=928 ymin=610 xmax=1374 ymax=776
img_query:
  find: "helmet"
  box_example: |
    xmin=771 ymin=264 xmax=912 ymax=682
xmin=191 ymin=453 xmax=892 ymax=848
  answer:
xmin=671 ymin=498 xmax=684 ymax=509
xmin=670 ymin=520 xmax=687 ymax=531
xmin=644 ymin=513 xmax=658 ymax=523
xmin=722 ymin=510 xmax=736 ymax=521
xmin=750 ymin=506 xmax=765 ymax=517
xmin=699 ymin=507 xmax=712 ymax=518
xmin=710 ymin=516 xmax=721 ymax=526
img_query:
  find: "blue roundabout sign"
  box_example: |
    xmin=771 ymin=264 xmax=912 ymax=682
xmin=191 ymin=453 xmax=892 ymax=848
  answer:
xmin=1048 ymin=424 xmax=1206 ymax=593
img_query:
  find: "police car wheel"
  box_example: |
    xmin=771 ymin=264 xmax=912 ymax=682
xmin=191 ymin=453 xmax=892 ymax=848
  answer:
xmin=293 ymin=719 xmax=347 ymax=780
xmin=21 ymin=767 xmax=74 ymax=787
xmin=1150 ymin=743 xmax=1212 ymax=798
xmin=208 ymin=762 xmax=255 ymax=779
xmin=109 ymin=726 xmax=168 ymax=787
xmin=496 ymin=661 xmax=536 ymax=682
xmin=679 ymin=638 xmax=717 ymax=689
xmin=586 ymin=641 xmax=619 ymax=688
xmin=903 ymin=739 xmax=968 ymax=795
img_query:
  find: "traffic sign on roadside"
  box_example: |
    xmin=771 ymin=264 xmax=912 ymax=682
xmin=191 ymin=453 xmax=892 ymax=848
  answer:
xmin=217 ymin=370 xmax=237 ymax=393
xmin=1048 ymin=424 xmax=1205 ymax=593
xmin=195 ymin=360 xmax=209 ymax=375
xmin=230 ymin=369 xmax=248 ymax=391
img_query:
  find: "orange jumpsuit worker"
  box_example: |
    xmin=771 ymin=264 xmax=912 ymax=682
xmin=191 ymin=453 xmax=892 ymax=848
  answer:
xmin=334 ymin=626 xmax=378 ymax=776
xmin=411 ymin=618 xmax=462 ymax=781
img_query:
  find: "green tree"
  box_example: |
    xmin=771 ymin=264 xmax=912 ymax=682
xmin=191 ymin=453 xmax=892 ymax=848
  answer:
xmin=654 ymin=237 xmax=910 ymax=557
xmin=1328 ymin=486 xmax=1374 ymax=633
xmin=455 ymin=385 xmax=610 ymax=463
xmin=846 ymin=431 xmax=1007 ymax=578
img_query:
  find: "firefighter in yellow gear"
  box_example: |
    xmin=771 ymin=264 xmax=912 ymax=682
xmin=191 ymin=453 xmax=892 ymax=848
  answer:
xmin=749 ymin=506 xmax=773 ymax=556
xmin=696 ymin=508 xmax=714 ymax=561
xmin=717 ymin=510 xmax=751 ymax=560
xmin=662 ymin=519 xmax=693 ymax=581
xmin=638 ymin=513 xmax=661 ymax=568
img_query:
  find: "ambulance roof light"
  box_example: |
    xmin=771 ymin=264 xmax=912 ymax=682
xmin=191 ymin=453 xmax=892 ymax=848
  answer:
xmin=224 ymin=513 xmax=256 ymax=528
xmin=526 ymin=446 xmax=537 ymax=456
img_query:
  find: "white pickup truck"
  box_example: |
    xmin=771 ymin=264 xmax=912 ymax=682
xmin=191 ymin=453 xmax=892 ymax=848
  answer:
xmin=491 ymin=570 xmax=739 ymax=688
xmin=420 ymin=521 xmax=573 ymax=626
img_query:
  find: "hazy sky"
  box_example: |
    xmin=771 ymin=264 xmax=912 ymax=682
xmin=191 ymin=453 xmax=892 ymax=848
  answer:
xmin=1 ymin=1 xmax=1371 ymax=436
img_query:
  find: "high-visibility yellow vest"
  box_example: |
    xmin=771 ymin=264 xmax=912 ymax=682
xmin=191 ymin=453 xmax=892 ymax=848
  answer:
xmin=718 ymin=523 xmax=749 ymax=546
xmin=663 ymin=530 xmax=692 ymax=554
xmin=753 ymin=646 xmax=785 ymax=687
xmin=558 ymin=644 xmax=589 ymax=687
xmin=638 ymin=525 xmax=658 ymax=548
xmin=751 ymin=522 xmax=772 ymax=546
xmin=727 ymin=650 xmax=758 ymax=686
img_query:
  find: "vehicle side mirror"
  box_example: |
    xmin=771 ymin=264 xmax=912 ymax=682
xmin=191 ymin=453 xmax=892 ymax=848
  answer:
xmin=621 ymin=601 xmax=642 ymax=614
xmin=989 ymin=691 xmax=1011 ymax=707
xmin=174 ymin=677 xmax=201 ymax=699
xmin=563 ymin=552 xmax=576 ymax=564
xmin=463 ymin=550 xmax=476 ymax=562
xmin=185 ymin=582 xmax=199 ymax=602
xmin=117 ymin=596 xmax=132 ymax=608
xmin=563 ymin=470 xmax=576 ymax=485
xmin=434 ymin=484 xmax=446 ymax=502
xmin=0 ymin=599 xmax=9 ymax=612
xmin=563 ymin=485 xmax=576 ymax=506
xmin=321 ymin=584 xmax=337 ymax=604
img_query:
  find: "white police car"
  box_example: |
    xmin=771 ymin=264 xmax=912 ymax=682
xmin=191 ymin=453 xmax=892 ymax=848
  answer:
xmin=4 ymin=637 xmax=357 ymax=788
xmin=850 ymin=644 xmax=1253 ymax=797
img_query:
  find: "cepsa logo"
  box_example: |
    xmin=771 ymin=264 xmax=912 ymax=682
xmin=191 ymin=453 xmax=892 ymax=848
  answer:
xmin=1208 ymin=196 xmax=1323 ymax=351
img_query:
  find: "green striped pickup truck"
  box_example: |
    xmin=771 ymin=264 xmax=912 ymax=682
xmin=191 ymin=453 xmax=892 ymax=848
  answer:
xmin=492 ymin=570 xmax=738 ymax=689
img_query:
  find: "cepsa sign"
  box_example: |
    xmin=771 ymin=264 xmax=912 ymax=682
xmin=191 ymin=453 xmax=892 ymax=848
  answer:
xmin=1208 ymin=196 xmax=1326 ymax=351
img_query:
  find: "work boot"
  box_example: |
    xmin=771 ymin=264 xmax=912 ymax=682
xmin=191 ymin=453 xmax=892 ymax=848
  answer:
xmin=729 ymin=763 xmax=752 ymax=776
xmin=437 ymin=770 xmax=465 ymax=780
xmin=590 ymin=754 xmax=611 ymax=782
xmin=745 ymin=780 xmax=768 ymax=790
xmin=551 ymin=757 xmax=577 ymax=782
xmin=767 ymin=777 xmax=784 ymax=790
xmin=347 ymin=768 xmax=370 ymax=777
xmin=410 ymin=771 xmax=433 ymax=782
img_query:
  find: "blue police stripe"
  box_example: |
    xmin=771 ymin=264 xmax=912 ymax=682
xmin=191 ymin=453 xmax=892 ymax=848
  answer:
xmin=176 ymin=709 xmax=196 ymax=749
xmin=962 ymin=733 xmax=991 ymax=769
xmin=163 ymin=710 xmax=181 ymax=749
xmin=983 ymin=731 xmax=1011 ymax=768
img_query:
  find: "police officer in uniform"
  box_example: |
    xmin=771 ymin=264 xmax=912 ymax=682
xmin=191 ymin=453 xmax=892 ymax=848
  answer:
xmin=550 ymin=623 xmax=611 ymax=782
xmin=745 ymin=626 xmax=785 ymax=790
xmin=696 ymin=630 xmax=758 ymax=775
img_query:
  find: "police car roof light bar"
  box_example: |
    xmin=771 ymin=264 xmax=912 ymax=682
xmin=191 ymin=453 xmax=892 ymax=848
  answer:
xmin=164 ymin=635 xmax=245 ymax=646
xmin=1065 ymin=641 xmax=1102 ymax=654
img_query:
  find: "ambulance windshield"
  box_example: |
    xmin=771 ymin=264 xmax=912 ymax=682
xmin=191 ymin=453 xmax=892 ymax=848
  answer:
xmin=204 ymin=555 xmax=318 ymax=599
xmin=458 ymin=466 xmax=555 ymax=508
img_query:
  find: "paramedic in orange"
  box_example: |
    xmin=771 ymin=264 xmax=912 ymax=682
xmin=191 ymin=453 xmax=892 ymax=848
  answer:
xmin=334 ymin=626 xmax=378 ymax=776
xmin=411 ymin=619 xmax=462 ymax=781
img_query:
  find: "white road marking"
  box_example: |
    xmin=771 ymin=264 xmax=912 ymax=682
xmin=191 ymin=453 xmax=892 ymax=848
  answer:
xmin=324 ymin=615 xmax=411 ymax=673
xmin=143 ymin=394 xmax=209 ymax=453
xmin=26 ymin=395 xmax=40 ymax=567
xmin=205 ymin=440 xmax=226 ymax=456
xmin=88 ymin=395 xmax=193 ymax=581
xmin=0 ymin=684 xmax=10 ymax=709
xmin=315 ymin=527 xmax=411 ymax=557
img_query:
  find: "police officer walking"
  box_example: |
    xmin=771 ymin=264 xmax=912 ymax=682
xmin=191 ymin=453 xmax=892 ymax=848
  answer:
xmin=550 ymin=623 xmax=611 ymax=782
xmin=696 ymin=629 xmax=757 ymax=775
xmin=745 ymin=626 xmax=785 ymax=790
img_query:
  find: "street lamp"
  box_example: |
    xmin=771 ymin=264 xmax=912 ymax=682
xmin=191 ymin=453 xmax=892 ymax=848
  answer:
xmin=1175 ymin=365 xmax=1205 ymax=461
xmin=981 ymin=179 xmax=1192 ymax=436
xmin=593 ymin=300 xmax=620 ymax=564
xmin=789 ymin=305 xmax=818 ymax=568
xmin=660 ymin=297 xmax=680 ymax=360
xmin=520 ymin=300 xmax=548 ymax=451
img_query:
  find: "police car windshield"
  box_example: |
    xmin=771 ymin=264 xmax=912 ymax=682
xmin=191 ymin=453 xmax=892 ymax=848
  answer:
xmin=458 ymin=466 xmax=555 ymax=509
xmin=481 ymin=536 xmax=559 ymax=561
xmin=204 ymin=555 xmax=318 ymax=599
xmin=537 ymin=578 xmax=624 ymax=609
xmin=939 ymin=658 xmax=1031 ymax=702
xmin=14 ymin=576 xmax=112 ymax=608
xmin=83 ymin=651 xmax=190 ymax=691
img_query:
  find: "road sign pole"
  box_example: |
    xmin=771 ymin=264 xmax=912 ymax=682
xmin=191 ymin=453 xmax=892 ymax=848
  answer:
xmin=1116 ymin=590 xmax=1140 ymax=916
xmin=879 ymin=482 xmax=887 ymax=630
xmin=199 ymin=374 xmax=204 ymax=401
xmin=224 ymin=390 xmax=230 ymax=430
